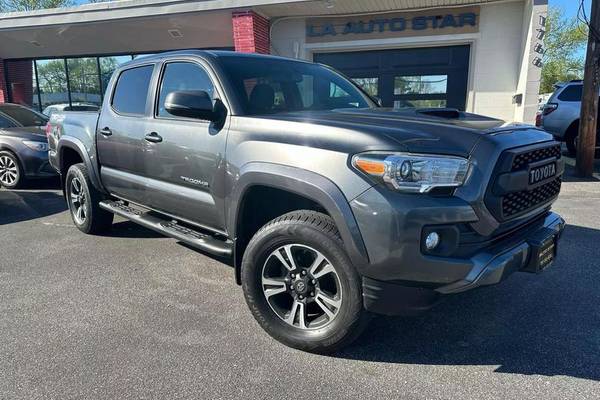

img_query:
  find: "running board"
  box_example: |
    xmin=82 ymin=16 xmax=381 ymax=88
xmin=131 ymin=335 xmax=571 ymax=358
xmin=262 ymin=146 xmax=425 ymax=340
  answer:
xmin=99 ymin=200 xmax=232 ymax=257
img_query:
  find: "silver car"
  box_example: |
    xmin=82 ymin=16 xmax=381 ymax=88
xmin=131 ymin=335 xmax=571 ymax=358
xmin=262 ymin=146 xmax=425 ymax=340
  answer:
xmin=539 ymin=80 xmax=600 ymax=155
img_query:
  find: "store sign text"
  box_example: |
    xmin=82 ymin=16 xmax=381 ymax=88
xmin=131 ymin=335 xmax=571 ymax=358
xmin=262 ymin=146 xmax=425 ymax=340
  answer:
xmin=307 ymin=12 xmax=478 ymax=37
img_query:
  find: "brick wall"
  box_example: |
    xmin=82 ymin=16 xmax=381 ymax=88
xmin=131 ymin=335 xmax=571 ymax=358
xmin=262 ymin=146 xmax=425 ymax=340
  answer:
xmin=0 ymin=59 xmax=6 ymax=103
xmin=232 ymin=11 xmax=270 ymax=54
xmin=6 ymin=60 xmax=34 ymax=106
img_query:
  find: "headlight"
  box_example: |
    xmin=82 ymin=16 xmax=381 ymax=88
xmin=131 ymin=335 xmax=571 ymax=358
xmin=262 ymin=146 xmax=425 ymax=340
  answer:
xmin=22 ymin=140 xmax=49 ymax=152
xmin=352 ymin=152 xmax=471 ymax=193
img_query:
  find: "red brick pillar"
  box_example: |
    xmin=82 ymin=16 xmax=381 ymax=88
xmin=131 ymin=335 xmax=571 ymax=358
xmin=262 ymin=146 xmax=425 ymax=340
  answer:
xmin=6 ymin=60 xmax=33 ymax=106
xmin=232 ymin=11 xmax=270 ymax=54
xmin=0 ymin=58 xmax=7 ymax=103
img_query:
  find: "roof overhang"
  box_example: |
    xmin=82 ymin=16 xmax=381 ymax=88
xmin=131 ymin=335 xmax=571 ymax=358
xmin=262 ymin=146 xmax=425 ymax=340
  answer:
xmin=0 ymin=0 xmax=515 ymax=59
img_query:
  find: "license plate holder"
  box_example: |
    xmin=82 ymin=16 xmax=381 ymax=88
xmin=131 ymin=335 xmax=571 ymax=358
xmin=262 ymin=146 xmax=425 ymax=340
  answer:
xmin=524 ymin=228 xmax=558 ymax=273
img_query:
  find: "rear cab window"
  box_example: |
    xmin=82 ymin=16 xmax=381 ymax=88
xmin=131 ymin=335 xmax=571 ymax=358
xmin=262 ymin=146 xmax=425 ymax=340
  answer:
xmin=111 ymin=65 xmax=155 ymax=115
xmin=556 ymin=85 xmax=583 ymax=102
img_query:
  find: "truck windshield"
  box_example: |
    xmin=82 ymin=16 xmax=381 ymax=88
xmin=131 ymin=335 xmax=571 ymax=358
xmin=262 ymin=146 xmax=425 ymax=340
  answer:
xmin=218 ymin=57 xmax=375 ymax=115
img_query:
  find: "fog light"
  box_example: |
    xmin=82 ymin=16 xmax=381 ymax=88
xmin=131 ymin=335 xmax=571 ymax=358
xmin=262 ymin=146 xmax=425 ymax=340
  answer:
xmin=425 ymin=232 xmax=440 ymax=250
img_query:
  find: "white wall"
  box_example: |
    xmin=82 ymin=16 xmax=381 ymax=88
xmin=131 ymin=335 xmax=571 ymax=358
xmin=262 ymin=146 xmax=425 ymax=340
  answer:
xmin=270 ymin=0 xmax=541 ymax=123
xmin=469 ymin=1 xmax=526 ymax=121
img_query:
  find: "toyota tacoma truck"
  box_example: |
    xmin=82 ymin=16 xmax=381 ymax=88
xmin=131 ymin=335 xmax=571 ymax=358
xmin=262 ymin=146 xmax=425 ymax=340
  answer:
xmin=48 ymin=51 xmax=565 ymax=353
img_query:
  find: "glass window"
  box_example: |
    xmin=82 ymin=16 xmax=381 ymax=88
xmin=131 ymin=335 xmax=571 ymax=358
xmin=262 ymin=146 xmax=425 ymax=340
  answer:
xmin=36 ymin=59 xmax=69 ymax=111
xmin=67 ymin=58 xmax=102 ymax=107
xmin=0 ymin=104 xmax=48 ymax=127
xmin=394 ymin=99 xmax=447 ymax=109
xmin=394 ymin=75 xmax=448 ymax=95
xmin=557 ymin=85 xmax=583 ymax=102
xmin=219 ymin=56 xmax=374 ymax=115
xmin=352 ymin=77 xmax=379 ymax=97
xmin=99 ymin=55 xmax=134 ymax=96
xmin=111 ymin=65 xmax=154 ymax=115
xmin=0 ymin=114 xmax=16 ymax=128
xmin=157 ymin=62 xmax=215 ymax=117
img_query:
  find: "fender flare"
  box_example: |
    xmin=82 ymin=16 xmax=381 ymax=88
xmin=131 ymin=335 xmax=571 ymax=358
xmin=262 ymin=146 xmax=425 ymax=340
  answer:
xmin=228 ymin=162 xmax=370 ymax=282
xmin=56 ymin=136 xmax=105 ymax=193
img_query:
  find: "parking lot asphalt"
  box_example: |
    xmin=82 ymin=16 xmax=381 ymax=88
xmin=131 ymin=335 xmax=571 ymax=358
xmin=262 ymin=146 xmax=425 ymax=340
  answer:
xmin=1 ymin=175 xmax=599 ymax=400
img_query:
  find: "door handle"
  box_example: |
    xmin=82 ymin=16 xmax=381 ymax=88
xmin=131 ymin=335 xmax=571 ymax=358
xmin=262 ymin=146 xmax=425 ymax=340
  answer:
xmin=145 ymin=132 xmax=163 ymax=143
xmin=99 ymin=127 xmax=112 ymax=136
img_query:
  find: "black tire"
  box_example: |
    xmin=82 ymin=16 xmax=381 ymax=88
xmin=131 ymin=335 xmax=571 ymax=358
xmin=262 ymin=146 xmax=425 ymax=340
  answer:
xmin=241 ymin=210 xmax=370 ymax=353
xmin=65 ymin=163 xmax=113 ymax=234
xmin=0 ymin=150 xmax=25 ymax=189
xmin=565 ymin=124 xmax=578 ymax=156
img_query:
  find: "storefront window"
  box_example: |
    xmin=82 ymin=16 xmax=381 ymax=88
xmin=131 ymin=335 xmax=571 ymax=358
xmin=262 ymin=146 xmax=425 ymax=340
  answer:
xmin=67 ymin=58 xmax=102 ymax=107
xmin=35 ymin=59 xmax=69 ymax=112
xmin=394 ymin=75 xmax=448 ymax=95
xmin=352 ymin=78 xmax=379 ymax=97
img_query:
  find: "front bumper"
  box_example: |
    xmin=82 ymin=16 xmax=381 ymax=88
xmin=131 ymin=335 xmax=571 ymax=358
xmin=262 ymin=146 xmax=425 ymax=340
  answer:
xmin=435 ymin=212 xmax=564 ymax=294
xmin=361 ymin=212 xmax=564 ymax=315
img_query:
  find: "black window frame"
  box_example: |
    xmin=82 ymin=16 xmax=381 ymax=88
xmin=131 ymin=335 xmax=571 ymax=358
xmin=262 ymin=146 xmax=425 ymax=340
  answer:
xmin=110 ymin=64 xmax=156 ymax=117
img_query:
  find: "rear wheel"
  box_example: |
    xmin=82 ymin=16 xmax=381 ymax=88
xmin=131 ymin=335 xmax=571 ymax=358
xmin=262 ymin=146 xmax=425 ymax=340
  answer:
xmin=565 ymin=124 xmax=578 ymax=155
xmin=65 ymin=163 xmax=113 ymax=234
xmin=241 ymin=210 xmax=370 ymax=353
xmin=0 ymin=151 xmax=24 ymax=189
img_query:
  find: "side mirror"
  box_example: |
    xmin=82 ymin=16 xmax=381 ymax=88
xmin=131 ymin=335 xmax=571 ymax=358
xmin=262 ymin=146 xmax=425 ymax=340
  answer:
xmin=164 ymin=90 xmax=217 ymax=121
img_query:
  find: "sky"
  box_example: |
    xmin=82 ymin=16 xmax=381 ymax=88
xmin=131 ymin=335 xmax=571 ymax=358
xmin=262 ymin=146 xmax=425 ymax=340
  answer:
xmin=550 ymin=0 xmax=590 ymax=17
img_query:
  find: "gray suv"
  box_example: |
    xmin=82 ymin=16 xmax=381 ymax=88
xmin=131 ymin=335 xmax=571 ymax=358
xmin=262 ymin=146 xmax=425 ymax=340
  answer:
xmin=539 ymin=80 xmax=600 ymax=154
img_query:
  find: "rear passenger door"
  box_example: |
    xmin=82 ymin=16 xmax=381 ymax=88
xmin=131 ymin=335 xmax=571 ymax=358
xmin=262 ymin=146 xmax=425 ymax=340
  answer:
xmin=142 ymin=60 xmax=228 ymax=232
xmin=97 ymin=64 xmax=156 ymax=204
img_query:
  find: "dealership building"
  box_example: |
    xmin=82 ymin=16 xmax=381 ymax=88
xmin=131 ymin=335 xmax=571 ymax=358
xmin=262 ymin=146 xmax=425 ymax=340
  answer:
xmin=0 ymin=0 xmax=546 ymax=123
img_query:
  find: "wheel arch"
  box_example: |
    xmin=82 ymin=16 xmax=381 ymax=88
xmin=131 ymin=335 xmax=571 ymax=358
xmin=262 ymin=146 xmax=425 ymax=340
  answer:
xmin=228 ymin=162 xmax=369 ymax=284
xmin=57 ymin=137 xmax=104 ymax=194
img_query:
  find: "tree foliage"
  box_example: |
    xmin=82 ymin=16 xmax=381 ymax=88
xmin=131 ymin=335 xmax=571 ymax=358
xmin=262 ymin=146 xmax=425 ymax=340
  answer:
xmin=0 ymin=0 xmax=72 ymax=12
xmin=540 ymin=7 xmax=589 ymax=93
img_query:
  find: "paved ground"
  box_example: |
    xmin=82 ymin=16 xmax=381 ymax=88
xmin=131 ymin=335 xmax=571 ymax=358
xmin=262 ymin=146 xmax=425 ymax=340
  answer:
xmin=1 ymin=172 xmax=599 ymax=399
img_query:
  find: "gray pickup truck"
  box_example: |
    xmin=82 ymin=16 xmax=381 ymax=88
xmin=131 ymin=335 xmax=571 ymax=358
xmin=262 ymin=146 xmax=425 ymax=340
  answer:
xmin=48 ymin=50 xmax=565 ymax=353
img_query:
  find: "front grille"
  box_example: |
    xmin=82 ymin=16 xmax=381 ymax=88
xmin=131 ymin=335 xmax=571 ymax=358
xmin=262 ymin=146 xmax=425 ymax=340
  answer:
xmin=485 ymin=142 xmax=563 ymax=222
xmin=501 ymin=177 xmax=562 ymax=218
xmin=511 ymin=144 xmax=561 ymax=171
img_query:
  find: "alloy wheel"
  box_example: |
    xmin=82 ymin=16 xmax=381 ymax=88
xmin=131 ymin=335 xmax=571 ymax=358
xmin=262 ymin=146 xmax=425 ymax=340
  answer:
xmin=261 ymin=244 xmax=343 ymax=330
xmin=0 ymin=155 xmax=19 ymax=187
xmin=69 ymin=177 xmax=88 ymax=225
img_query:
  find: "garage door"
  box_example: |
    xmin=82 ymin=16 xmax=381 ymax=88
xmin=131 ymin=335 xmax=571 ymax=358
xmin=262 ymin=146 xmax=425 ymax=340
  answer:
xmin=314 ymin=45 xmax=470 ymax=110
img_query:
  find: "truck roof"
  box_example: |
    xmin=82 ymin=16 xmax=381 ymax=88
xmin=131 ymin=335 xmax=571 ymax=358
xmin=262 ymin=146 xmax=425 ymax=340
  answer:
xmin=121 ymin=49 xmax=311 ymax=68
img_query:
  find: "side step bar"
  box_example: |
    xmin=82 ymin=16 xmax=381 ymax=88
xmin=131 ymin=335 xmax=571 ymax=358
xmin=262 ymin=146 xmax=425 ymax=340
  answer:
xmin=99 ymin=200 xmax=232 ymax=257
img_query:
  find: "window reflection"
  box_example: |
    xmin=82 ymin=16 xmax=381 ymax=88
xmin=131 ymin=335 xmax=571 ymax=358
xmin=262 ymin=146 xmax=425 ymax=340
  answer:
xmin=36 ymin=59 xmax=69 ymax=111
xmin=67 ymin=57 xmax=101 ymax=107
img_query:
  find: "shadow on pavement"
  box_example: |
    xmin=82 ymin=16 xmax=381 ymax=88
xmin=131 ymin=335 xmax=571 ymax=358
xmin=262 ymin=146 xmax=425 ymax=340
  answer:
xmin=104 ymin=220 xmax=166 ymax=239
xmin=336 ymin=224 xmax=600 ymax=381
xmin=0 ymin=188 xmax=67 ymax=225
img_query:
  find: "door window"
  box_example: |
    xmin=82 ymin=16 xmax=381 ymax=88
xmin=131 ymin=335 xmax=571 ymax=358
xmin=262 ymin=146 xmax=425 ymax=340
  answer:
xmin=111 ymin=65 xmax=154 ymax=115
xmin=351 ymin=77 xmax=379 ymax=97
xmin=157 ymin=62 xmax=215 ymax=118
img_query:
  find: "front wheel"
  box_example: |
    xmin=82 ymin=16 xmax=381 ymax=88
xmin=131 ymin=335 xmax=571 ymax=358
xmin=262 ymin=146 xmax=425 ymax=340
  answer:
xmin=241 ymin=210 xmax=370 ymax=353
xmin=0 ymin=151 xmax=24 ymax=189
xmin=65 ymin=163 xmax=113 ymax=234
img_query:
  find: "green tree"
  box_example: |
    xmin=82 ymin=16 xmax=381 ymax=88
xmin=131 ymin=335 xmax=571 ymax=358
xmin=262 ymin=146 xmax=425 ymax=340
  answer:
xmin=540 ymin=7 xmax=588 ymax=93
xmin=0 ymin=0 xmax=72 ymax=12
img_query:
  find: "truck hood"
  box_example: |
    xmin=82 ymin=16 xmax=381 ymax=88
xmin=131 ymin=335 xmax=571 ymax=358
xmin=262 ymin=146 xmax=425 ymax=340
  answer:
xmin=261 ymin=108 xmax=537 ymax=157
xmin=0 ymin=126 xmax=47 ymax=142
